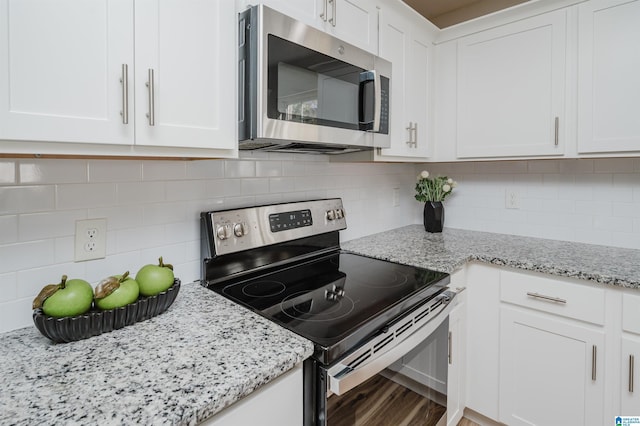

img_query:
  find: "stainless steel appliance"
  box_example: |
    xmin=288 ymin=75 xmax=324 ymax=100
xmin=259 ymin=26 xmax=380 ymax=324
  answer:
xmin=200 ymin=199 xmax=454 ymax=425
xmin=238 ymin=6 xmax=391 ymax=154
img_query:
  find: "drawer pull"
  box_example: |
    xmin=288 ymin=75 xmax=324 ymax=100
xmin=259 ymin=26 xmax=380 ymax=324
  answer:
xmin=526 ymin=292 xmax=567 ymax=304
xmin=592 ymin=345 xmax=597 ymax=381
xmin=630 ymin=355 xmax=635 ymax=393
xmin=448 ymin=331 xmax=452 ymax=365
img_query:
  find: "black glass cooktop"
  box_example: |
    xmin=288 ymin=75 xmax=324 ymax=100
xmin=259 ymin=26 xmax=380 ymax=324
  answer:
xmin=211 ymin=252 xmax=449 ymax=364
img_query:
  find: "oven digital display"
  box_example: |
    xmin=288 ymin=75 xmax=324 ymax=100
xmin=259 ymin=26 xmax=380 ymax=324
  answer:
xmin=269 ymin=209 xmax=312 ymax=232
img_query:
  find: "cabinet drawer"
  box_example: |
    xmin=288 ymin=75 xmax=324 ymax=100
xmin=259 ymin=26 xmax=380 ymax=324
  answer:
xmin=623 ymin=293 xmax=640 ymax=335
xmin=500 ymin=270 xmax=605 ymax=325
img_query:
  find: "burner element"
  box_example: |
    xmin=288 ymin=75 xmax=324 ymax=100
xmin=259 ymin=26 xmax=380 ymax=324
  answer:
xmin=280 ymin=291 xmax=354 ymax=322
xmin=241 ymin=280 xmax=286 ymax=298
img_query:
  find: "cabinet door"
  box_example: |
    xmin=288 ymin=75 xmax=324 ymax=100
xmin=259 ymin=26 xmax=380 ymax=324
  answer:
xmin=254 ymin=0 xmax=324 ymax=30
xmin=134 ymin=0 xmax=235 ymax=149
xmin=378 ymin=6 xmax=433 ymax=160
xmin=0 ymin=0 xmax=133 ymax=145
xmin=500 ymin=306 xmax=605 ymax=426
xmin=577 ymin=0 xmax=640 ymax=153
xmin=326 ymin=0 xmax=378 ymax=54
xmin=621 ymin=338 xmax=640 ymax=415
xmin=456 ymin=9 xmax=566 ymax=158
xmin=446 ymin=295 xmax=466 ymax=426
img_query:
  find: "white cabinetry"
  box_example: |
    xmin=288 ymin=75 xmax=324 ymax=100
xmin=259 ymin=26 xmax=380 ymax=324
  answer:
xmin=446 ymin=288 xmax=466 ymax=426
xmin=202 ymin=364 xmax=303 ymax=426
xmin=577 ymin=0 xmax=640 ymax=154
xmin=337 ymin=1 xmax=438 ymax=162
xmin=0 ymin=0 xmax=236 ymax=157
xmin=499 ymin=269 xmax=606 ymax=426
xmin=133 ymin=0 xmax=236 ymax=150
xmin=464 ymin=263 xmax=500 ymax=420
xmin=250 ymin=0 xmax=378 ymax=53
xmin=620 ymin=293 xmax=640 ymax=415
xmin=377 ymin=1 xmax=436 ymax=160
xmin=0 ymin=0 xmax=133 ymax=145
xmin=456 ymin=9 xmax=567 ymax=158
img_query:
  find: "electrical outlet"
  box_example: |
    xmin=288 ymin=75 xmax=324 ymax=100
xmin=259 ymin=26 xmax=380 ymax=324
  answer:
xmin=505 ymin=190 xmax=521 ymax=209
xmin=392 ymin=188 xmax=400 ymax=207
xmin=75 ymin=218 xmax=107 ymax=262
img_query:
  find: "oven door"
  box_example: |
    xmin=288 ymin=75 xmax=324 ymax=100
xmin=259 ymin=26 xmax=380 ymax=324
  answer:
xmin=305 ymin=289 xmax=457 ymax=426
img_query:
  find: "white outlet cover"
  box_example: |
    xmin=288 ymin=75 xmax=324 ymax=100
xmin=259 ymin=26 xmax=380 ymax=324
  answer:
xmin=74 ymin=218 xmax=107 ymax=262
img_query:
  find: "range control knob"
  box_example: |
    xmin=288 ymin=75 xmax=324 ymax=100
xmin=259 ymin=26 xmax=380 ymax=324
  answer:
xmin=326 ymin=210 xmax=336 ymax=221
xmin=335 ymin=208 xmax=344 ymax=219
xmin=216 ymin=224 xmax=231 ymax=240
xmin=233 ymin=222 xmax=248 ymax=237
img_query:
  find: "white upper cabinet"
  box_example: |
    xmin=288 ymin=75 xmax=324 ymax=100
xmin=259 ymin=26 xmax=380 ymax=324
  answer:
xmin=253 ymin=0 xmax=378 ymax=53
xmin=374 ymin=1 xmax=436 ymax=161
xmin=0 ymin=0 xmax=134 ymax=145
xmin=456 ymin=9 xmax=567 ymax=158
xmin=134 ymin=0 xmax=235 ymax=149
xmin=577 ymin=0 xmax=640 ymax=154
xmin=0 ymin=0 xmax=236 ymax=156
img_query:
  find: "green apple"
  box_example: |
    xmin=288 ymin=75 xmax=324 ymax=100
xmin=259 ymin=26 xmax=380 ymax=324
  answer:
xmin=136 ymin=256 xmax=175 ymax=297
xmin=32 ymin=275 xmax=94 ymax=318
xmin=94 ymin=271 xmax=139 ymax=310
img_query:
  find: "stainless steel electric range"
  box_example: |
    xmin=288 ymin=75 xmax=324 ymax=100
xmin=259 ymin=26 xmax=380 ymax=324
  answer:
xmin=200 ymin=199 xmax=455 ymax=425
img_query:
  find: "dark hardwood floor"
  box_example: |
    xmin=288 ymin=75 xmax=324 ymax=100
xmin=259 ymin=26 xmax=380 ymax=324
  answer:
xmin=327 ymin=374 xmax=446 ymax=426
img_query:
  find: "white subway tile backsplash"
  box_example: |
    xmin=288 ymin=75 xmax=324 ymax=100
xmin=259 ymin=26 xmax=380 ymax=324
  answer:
xmin=0 ymin=215 xmax=18 ymax=244
xmin=0 ymin=161 xmax=16 ymax=184
xmin=57 ymin=183 xmax=117 ymax=209
xmin=186 ymin=160 xmax=225 ymax=179
xmin=594 ymin=158 xmax=636 ymax=173
xmin=19 ymin=159 xmax=87 ymax=184
xmin=241 ymin=178 xmax=269 ymax=195
xmin=0 ymin=272 xmax=17 ymax=303
xmin=0 ymin=186 xmax=55 ymax=214
xmin=0 ymin=155 xmax=638 ymax=334
xmin=256 ymin=161 xmax=283 ymax=177
xmin=0 ymin=240 xmax=55 ymax=274
xmin=16 ymin=262 xmax=86 ymax=299
xmin=18 ymin=210 xmax=86 ymax=242
xmin=89 ymin=160 xmax=142 ymax=182
xmin=142 ymin=161 xmax=187 ymax=181
xmin=224 ymin=160 xmax=255 ymax=178
xmin=117 ymin=181 xmax=165 ymax=205
xmin=165 ymin=180 xmax=209 ymax=202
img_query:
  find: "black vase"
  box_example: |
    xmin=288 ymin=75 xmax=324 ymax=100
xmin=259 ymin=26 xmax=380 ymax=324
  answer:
xmin=423 ymin=201 xmax=444 ymax=233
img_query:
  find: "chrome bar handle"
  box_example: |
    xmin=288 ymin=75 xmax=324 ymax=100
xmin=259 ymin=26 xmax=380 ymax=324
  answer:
xmin=329 ymin=0 xmax=336 ymax=27
xmin=526 ymin=292 xmax=567 ymax=304
xmin=448 ymin=331 xmax=452 ymax=365
xmin=592 ymin=345 xmax=597 ymax=381
xmin=120 ymin=64 xmax=129 ymax=124
xmin=554 ymin=116 xmax=559 ymax=146
xmin=406 ymin=122 xmax=415 ymax=147
xmin=630 ymin=355 xmax=635 ymax=393
xmin=320 ymin=0 xmax=328 ymax=21
xmin=414 ymin=122 xmax=418 ymax=147
xmin=146 ymin=68 xmax=155 ymax=126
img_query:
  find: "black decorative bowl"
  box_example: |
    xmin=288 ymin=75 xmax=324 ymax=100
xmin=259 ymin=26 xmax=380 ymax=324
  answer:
xmin=33 ymin=278 xmax=181 ymax=343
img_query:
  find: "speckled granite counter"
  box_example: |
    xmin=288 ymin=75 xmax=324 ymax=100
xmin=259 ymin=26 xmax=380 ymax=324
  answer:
xmin=342 ymin=225 xmax=640 ymax=289
xmin=0 ymin=282 xmax=314 ymax=425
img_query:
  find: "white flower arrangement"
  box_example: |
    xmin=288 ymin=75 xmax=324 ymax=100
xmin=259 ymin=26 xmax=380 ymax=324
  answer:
xmin=415 ymin=170 xmax=457 ymax=202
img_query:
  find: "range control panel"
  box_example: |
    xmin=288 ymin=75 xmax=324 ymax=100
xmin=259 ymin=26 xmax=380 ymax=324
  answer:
xmin=202 ymin=199 xmax=347 ymax=257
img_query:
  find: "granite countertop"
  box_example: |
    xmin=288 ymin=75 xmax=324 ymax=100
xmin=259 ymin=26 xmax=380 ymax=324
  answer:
xmin=342 ymin=225 xmax=640 ymax=289
xmin=0 ymin=282 xmax=314 ymax=426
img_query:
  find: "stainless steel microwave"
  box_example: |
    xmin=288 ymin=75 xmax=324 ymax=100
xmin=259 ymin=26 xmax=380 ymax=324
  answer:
xmin=238 ymin=5 xmax=391 ymax=154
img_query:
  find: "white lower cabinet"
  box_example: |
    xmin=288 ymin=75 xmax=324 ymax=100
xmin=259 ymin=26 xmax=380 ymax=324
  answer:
xmin=446 ymin=290 xmax=466 ymax=426
xmin=201 ymin=364 xmax=303 ymax=426
xmin=499 ymin=306 xmax=605 ymax=425
xmin=620 ymin=337 xmax=640 ymax=415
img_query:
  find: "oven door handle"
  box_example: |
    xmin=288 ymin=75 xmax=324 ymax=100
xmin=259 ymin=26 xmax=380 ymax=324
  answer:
xmin=327 ymin=290 xmax=457 ymax=396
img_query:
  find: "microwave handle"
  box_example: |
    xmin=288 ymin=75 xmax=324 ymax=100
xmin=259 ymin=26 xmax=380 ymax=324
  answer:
xmin=358 ymin=70 xmax=381 ymax=132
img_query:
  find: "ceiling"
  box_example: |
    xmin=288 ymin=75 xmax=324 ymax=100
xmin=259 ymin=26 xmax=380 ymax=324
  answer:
xmin=402 ymin=0 xmax=530 ymax=28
